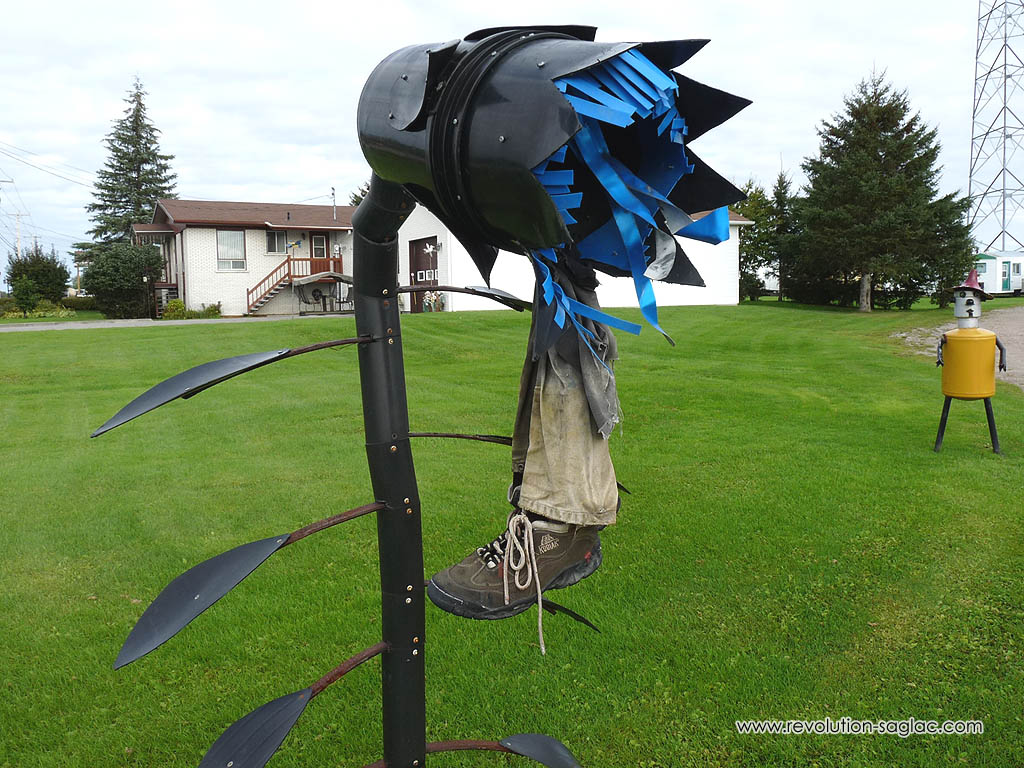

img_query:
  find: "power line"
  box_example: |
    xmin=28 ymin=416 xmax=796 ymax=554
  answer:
xmin=0 ymin=214 xmax=80 ymax=241
xmin=0 ymin=148 xmax=94 ymax=188
xmin=0 ymin=139 xmax=96 ymax=177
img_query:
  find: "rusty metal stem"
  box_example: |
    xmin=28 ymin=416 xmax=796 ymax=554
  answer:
xmin=281 ymin=336 xmax=370 ymax=358
xmin=283 ymin=502 xmax=385 ymax=547
xmin=408 ymin=432 xmax=512 ymax=446
xmin=361 ymin=740 xmax=513 ymax=767
xmin=310 ymin=641 xmax=389 ymax=697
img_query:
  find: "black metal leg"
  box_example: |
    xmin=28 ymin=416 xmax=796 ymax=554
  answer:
xmin=934 ymin=396 xmax=952 ymax=452
xmin=984 ymin=398 xmax=1001 ymax=454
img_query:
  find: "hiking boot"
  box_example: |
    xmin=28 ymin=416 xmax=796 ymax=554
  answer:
xmin=427 ymin=513 xmax=602 ymax=621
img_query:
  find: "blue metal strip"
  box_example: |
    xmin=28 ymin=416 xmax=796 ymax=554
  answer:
xmin=562 ymin=75 xmax=638 ymax=118
xmin=564 ymin=94 xmax=635 ymax=127
xmin=537 ymin=169 xmax=574 ymax=186
xmin=678 ymin=205 xmax=730 ymax=245
xmin=608 ymin=57 xmax=661 ymax=103
xmin=550 ymin=192 xmax=583 ymax=211
xmin=572 ymin=121 xmax=656 ymax=226
xmin=621 ymin=48 xmax=679 ymax=93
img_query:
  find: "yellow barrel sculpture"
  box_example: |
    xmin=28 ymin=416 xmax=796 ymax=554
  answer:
xmin=941 ymin=327 xmax=996 ymax=400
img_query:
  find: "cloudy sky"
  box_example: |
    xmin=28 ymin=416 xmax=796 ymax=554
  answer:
xmin=0 ymin=0 xmax=977 ymax=264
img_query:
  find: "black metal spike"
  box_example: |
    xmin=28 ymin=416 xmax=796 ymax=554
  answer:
xmin=667 ymin=149 xmax=748 ymax=217
xmin=637 ymin=39 xmax=710 ymax=71
xmin=672 ymin=73 xmax=752 ymax=141
xmin=92 ymin=337 xmax=366 ymax=437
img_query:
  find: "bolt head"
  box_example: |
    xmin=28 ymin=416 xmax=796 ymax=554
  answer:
xmin=405 ymin=597 xmax=412 ymax=604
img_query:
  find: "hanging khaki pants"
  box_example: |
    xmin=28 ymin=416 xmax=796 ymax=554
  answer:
xmin=511 ymin=264 xmax=620 ymax=527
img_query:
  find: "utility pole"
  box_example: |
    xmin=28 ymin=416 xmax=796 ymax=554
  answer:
xmin=331 ymin=186 xmax=337 ymax=222
xmin=970 ymin=1 xmax=1024 ymax=251
xmin=0 ymin=179 xmax=13 ymax=258
xmin=13 ymin=212 xmax=24 ymax=258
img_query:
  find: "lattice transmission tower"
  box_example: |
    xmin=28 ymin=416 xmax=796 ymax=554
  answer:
xmin=970 ymin=0 xmax=1024 ymax=251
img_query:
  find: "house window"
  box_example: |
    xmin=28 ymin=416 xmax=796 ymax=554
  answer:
xmin=1014 ymin=263 xmax=1022 ymax=276
xmin=266 ymin=230 xmax=287 ymax=254
xmin=217 ymin=230 xmax=246 ymax=270
xmin=976 ymin=263 xmax=987 ymax=274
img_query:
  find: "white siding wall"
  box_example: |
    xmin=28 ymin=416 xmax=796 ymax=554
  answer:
xmin=447 ymin=224 xmax=744 ymax=311
xmin=397 ymin=206 xmax=452 ymax=312
xmin=182 ymin=227 xmax=355 ymax=315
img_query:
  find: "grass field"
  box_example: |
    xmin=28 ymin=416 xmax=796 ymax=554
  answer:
xmin=2 ymin=299 xmax=1023 ymax=767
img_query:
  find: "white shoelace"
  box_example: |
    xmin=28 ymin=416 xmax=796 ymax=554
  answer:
xmin=501 ymin=512 xmax=546 ymax=654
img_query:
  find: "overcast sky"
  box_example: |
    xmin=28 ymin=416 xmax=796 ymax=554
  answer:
xmin=0 ymin=0 xmax=977 ymax=264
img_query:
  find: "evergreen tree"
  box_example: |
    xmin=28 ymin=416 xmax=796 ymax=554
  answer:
xmin=6 ymin=243 xmax=70 ymax=302
xmin=797 ymin=74 xmax=973 ymax=311
xmin=12 ymin=276 xmax=41 ymax=316
xmin=81 ymin=243 xmax=164 ymax=319
xmin=86 ymin=78 xmax=176 ymax=247
xmin=770 ymin=172 xmax=800 ymax=301
xmin=349 ymin=179 xmax=371 ymax=206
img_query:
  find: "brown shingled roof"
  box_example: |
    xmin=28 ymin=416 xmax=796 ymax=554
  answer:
xmin=154 ymin=199 xmax=356 ymax=229
xmin=132 ymin=222 xmax=180 ymax=233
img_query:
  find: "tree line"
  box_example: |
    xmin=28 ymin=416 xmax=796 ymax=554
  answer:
xmin=734 ymin=74 xmax=975 ymax=311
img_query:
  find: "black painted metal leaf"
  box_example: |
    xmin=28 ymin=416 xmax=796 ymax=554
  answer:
xmin=114 ymin=535 xmax=289 ymax=669
xmin=198 ymin=689 xmax=311 ymax=768
xmin=540 ymin=598 xmax=600 ymax=633
xmin=500 ymin=733 xmax=583 ymax=768
xmin=92 ymin=349 xmax=289 ymax=437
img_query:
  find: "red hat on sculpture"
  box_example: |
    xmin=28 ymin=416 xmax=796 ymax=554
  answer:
xmin=954 ymin=268 xmax=993 ymax=300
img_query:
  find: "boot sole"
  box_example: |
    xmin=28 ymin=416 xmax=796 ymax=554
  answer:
xmin=427 ymin=539 xmax=602 ymax=621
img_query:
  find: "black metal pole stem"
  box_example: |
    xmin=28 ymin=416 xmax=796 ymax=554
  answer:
xmin=352 ymin=175 xmax=426 ymax=768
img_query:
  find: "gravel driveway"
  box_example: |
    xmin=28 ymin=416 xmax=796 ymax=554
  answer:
xmin=894 ymin=305 xmax=1024 ymax=392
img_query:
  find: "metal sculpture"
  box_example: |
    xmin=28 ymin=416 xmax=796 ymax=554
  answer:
xmin=935 ymin=269 xmax=1007 ymax=453
xmin=97 ymin=24 xmax=747 ymax=767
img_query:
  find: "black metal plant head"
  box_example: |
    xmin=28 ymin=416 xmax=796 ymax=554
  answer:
xmin=358 ymin=25 xmax=750 ymax=343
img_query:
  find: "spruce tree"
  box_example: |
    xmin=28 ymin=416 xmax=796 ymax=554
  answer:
xmin=798 ymin=74 xmax=973 ymax=311
xmin=86 ymin=78 xmax=176 ymax=246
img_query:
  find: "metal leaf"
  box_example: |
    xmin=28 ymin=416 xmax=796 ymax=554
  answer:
xmin=198 ymin=689 xmax=312 ymax=768
xmin=92 ymin=349 xmax=289 ymax=437
xmin=540 ymin=598 xmax=600 ymax=633
xmin=500 ymin=733 xmax=583 ymax=768
xmin=92 ymin=338 xmax=365 ymax=437
xmin=114 ymin=535 xmax=288 ymax=669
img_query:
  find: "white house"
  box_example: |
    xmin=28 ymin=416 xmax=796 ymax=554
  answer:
xmin=974 ymin=250 xmax=1024 ymax=295
xmin=134 ymin=199 xmax=750 ymax=316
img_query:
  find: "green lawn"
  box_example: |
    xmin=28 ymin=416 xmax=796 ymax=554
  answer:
xmin=1 ymin=301 xmax=1022 ymax=767
xmin=0 ymin=310 xmax=106 ymax=324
